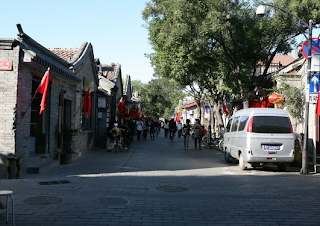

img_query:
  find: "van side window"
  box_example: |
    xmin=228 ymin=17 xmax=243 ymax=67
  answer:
xmin=226 ymin=118 xmax=233 ymax=132
xmin=231 ymin=117 xmax=240 ymax=132
xmin=238 ymin=116 xmax=249 ymax=131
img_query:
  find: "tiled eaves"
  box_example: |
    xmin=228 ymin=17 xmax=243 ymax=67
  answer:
xmin=15 ymin=27 xmax=81 ymax=83
xmin=100 ymin=63 xmax=120 ymax=82
xmin=48 ymin=48 xmax=79 ymax=61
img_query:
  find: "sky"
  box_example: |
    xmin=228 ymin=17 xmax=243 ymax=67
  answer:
xmin=1 ymin=0 xmax=154 ymax=84
xmin=1 ymin=1 xmax=319 ymax=85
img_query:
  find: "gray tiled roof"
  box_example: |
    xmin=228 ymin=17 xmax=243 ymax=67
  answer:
xmin=48 ymin=48 xmax=79 ymax=61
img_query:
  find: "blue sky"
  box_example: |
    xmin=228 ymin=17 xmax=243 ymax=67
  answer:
xmin=1 ymin=1 xmax=319 ymax=84
xmin=1 ymin=0 xmax=154 ymax=83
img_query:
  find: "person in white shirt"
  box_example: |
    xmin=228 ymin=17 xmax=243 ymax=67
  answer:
xmin=136 ymin=118 xmax=143 ymax=141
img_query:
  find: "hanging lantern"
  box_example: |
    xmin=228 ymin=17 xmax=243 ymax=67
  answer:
xmin=268 ymin=94 xmax=285 ymax=104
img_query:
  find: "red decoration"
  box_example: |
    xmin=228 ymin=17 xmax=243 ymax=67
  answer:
xmin=268 ymin=94 xmax=285 ymax=104
xmin=37 ymin=68 xmax=50 ymax=114
xmin=83 ymin=88 xmax=91 ymax=116
xmin=261 ymin=94 xmax=271 ymax=108
xmin=250 ymin=100 xmax=261 ymax=108
xmin=316 ymin=92 xmax=320 ymax=116
xmin=117 ymin=97 xmax=127 ymax=119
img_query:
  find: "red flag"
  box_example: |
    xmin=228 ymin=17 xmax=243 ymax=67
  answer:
xmin=129 ymin=107 xmax=135 ymax=117
xmin=223 ymin=103 xmax=229 ymax=117
xmin=316 ymin=91 xmax=320 ymax=116
xmin=83 ymin=88 xmax=91 ymax=115
xmin=36 ymin=68 xmax=50 ymax=114
xmin=117 ymin=97 xmax=126 ymax=119
xmin=134 ymin=107 xmax=140 ymax=117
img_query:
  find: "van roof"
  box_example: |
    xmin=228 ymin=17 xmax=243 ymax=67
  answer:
xmin=232 ymin=108 xmax=289 ymax=117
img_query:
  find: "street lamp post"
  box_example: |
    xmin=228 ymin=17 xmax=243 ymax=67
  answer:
xmin=256 ymin=4 xmax=313 ymax=174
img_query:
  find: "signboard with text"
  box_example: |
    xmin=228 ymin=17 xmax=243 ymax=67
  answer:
xmin=0 ymin=60 xmax=13 ymax=70
xmin=309 ymin=93 xmax=318 ymax=103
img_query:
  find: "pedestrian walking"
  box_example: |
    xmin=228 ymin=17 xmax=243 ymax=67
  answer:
xmin=123 ymin=114 xmax=132 ymax=142
xmin=142 ymin=119 xmax=148 ymax=140
xmin=136 ymin=118 xmax=143 ymax=141
xmin=149 ymin=119 xmax=155 ymax=140
xmin=169 ymin=118 xmax=176 ymax=142
xmin=164 ymin=119 xmax=169 ymax=138
xmin=154 ymin=120 xmax=160 ymax=136
xmin=182 ymin=119 xmax=191 ymax=149
xmin=177 ymin=120 xmax=182 ymax=138
xmin=192 ymin=119 xmax=203 ymax=150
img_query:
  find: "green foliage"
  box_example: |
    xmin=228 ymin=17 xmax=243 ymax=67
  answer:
xmin=272 ymin=80 xmax=305 ymax=123
xmin=132 ymin=78 xmax=185 ymax=119
xmin=62 ymin=124 xmax=79 ymax=154
xmin=143 ymin=0 xmax=320 ymax=109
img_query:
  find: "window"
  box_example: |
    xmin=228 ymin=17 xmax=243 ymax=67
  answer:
xmin=231 ymin=117 xmax=240 ymax=132
xmin=238 ymin=116 xmax=249 ymax=131
xmin=226 ymin=118 xmax=233 ymax=132
xmin=252 ymin=116 xmax=292 ymax=133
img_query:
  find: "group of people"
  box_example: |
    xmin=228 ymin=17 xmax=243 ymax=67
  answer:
xmin=107 ymin=114 xmax=206 ymax=151
xmin=162 ymin=118 xmax=206 ymax=150
xmin=136 ymin=118 xmax=162 ymax=141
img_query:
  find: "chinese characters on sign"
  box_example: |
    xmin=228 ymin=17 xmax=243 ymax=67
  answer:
xmin=309 ymin=94 xmax=318 ymax=103
xmin=0 ymin=60 xmax=13 ymax=70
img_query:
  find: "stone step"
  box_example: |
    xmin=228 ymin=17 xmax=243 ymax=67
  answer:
xmin=27 ymin=160 xmax=59 ymax=174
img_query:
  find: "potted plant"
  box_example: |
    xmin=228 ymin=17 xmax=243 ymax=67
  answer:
xmin=60 ymin=124 xmax=79 ymax=164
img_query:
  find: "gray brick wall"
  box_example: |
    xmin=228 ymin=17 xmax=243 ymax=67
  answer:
xmin=15 ymin=64 xmax=33 ymax=173
xmin=0 ymin=46 xmax=20 ymax=177
xmin=72 ymin=52 xmax=97 ymax=154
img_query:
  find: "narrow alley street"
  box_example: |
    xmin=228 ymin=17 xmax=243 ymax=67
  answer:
xmin=1 ymin=132 xmax=320 ymax=226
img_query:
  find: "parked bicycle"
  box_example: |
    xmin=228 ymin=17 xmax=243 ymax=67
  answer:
xmin=112 ymin=134 xmax=130 ymax=154
xmin=202 ymin=134 xmax=215 ymax=146
xmin=202 ymin=132 xmax=224 ymax=151
xmin=214 ymin=137 xmax=224 ymax=151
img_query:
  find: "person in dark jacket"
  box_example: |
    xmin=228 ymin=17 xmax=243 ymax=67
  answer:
xmin=169 ymin=118 xmax=177 ymax=142
xmin=182 ymin=119 xmax=191 ymax=149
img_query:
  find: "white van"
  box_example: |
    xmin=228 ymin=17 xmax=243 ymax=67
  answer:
xmin=223 ymin=108 xmax=295 ymax=171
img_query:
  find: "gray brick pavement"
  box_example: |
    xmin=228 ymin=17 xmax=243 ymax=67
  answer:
xmin=0 ymin=132 xmax=320 ymax=225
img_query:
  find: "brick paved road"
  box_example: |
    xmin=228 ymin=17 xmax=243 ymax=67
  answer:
xmin=1 ymin=133 xmax=320 ymax=226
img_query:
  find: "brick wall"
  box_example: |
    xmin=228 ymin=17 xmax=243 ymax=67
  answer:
xmin=72 ymin=49 xmax=97 ymax=153
xmin=0 ymin=45 xmax=20 ymax=177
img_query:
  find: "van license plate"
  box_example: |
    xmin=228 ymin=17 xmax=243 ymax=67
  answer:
xmin=264 ymin=145 xmax=280 ymax=150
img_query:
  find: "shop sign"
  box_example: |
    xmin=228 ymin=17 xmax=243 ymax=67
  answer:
xmin=0 ymin=60 xmax=13 ymax=70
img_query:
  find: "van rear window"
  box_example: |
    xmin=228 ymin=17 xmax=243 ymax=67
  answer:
xmin=252 ymin=116 xmax=291 ymax=133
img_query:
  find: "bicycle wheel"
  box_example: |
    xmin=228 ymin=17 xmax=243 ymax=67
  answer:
xmin=114 ymin=141 xmax=121 ymax=153
xmin=121 ymin=138 xmax=130 ymax=151
xmin=218 ymin=139 xmax=224 ymax=151
xmin=202 ymin=135 xmax=208 ymax=145
xmin=213 ymin=139 xmax=220 ymax=150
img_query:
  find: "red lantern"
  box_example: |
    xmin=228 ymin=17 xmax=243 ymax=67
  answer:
xmin=268 ymin=94 xmax=285 ymax=104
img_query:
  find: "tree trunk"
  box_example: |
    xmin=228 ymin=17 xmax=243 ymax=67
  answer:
xmin=242 ymin=99 xmax=250 ymax=109
xmin=214 ymin=102 xmax=224 ymax=128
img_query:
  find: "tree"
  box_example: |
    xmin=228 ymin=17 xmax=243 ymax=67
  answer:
xmin=132 ymin=78 xmax=185 ymax=119
xmin=272 ymin=77 xmax=305 ymax=126
xmin=142 ymin=0 xmax=320 ymax=112
xmin=143 ymin=0 xmax=226 ymax=126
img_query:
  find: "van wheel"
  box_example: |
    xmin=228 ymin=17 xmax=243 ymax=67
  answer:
xmin=277 ymin=163 xmax=287 ymax=172
xmin=225 ymin=152 xmax=233 ymax=163
xmin=239 ymin=154 xmax=247 ymax=170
